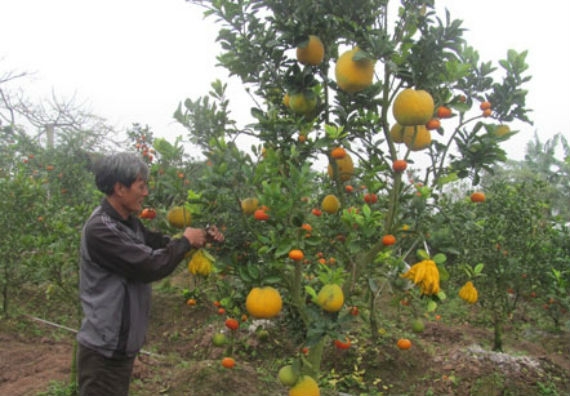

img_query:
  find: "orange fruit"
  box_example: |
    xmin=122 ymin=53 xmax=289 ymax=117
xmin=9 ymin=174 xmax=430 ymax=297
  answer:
xmin=397 ymin=338 xmax=412 ymax=350
xmin=436 ymin=106 xmax=452 ymax=119
xmin=296 ymin=35 xmax=325 ymax=66
xmin=480 ymin=101 xmax=491 ymax=110
xmin=363 ymin=192 xmax=378 ymax=204
xmin=186 ymin=298 xmax=197 ymax=306
xmin=333 ymin=338 xmax=351 ymax=350
xmin=331 ymin=146 xmax=347 ymax=159
xmin=224 ymin=318 xmax=239 ymax=331
xmin=167 ymin=206 xmax=192 ymax=229
xmin=289 ymin=375 xmax=320 ymax=396
xmin=425 ymin=118 xmax=441 ymax=130
xmin=403 ymin=125 xmax=432 ymax=151
xmin=321 ymin=194 xmax=341 ymax=214
xmin=254 ymin=209 xmax=270 ymax=221
xmin=470 ymin=191 xmax=486 ymax=203
xmin=482 ymin=108 xmax=492 ymax=117
xmin=245 ymin=286 xmax=283 ymax=318
xmin=392 ymin=159 xmax=407 ymax=173
xmin=221 ymin=357 xmax=235 ymax=369
xmin=327 ymin=153 xmax=354 ymax=181
xmin=381 ymin=234 xmax=396 ymax=246
xmin=392 ymin=88 xmax=434 ymax=126
xmin=288 ymin=249 xmax=304 ymax=261
xmin=335 ymin=47 xmax=375 ymax=94
xmin=311 ymin=208 xmax=322 ymax=216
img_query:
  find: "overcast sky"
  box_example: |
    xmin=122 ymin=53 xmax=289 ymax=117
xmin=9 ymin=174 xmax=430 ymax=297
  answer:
xmin=2 ymin=0 xmax=569 ymax=162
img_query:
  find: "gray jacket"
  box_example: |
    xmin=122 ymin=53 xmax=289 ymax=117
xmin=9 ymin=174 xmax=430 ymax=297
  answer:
xmin=77 ymin=199 xmax=191 ymax=358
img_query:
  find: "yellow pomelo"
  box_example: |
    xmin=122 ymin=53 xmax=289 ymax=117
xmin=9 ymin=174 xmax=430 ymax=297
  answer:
xmin=321 ymin=194 xmax=341 ymax=214
xmin=167 ymin=206 xmax=192 ymax=229
xmin=335 ymin=47 xmax=375 ymax=94
xmin=327 ymin=154 xmax=354 ymax=181
xmin=390 ymin=123 xmax=406 ymax=143
xmin=296 ymin=35 xmax=325 ymax=66
xmin=392 ymin=88 xmax=435 ymax=126
xmin=289 ymin=91 xmax=318 ymax=116
xmin=241 ymin=197 xmax=259 ymax=215
xmin=316 ymin=284 xmax=344 ymax=312
xmin=245 ymin=286 xmax=283 ymax=318
xmin=289 ymin=375 xmax=320 ymax=396
xmin=403 ymin=125 xmax=432 ymax=151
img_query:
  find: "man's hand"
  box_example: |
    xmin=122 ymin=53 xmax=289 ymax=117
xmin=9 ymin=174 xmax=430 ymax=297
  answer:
xmin=205 ymin=225 xmax=225 ymax=243
xmin=183 ymin=227 xmax=207 ymax=248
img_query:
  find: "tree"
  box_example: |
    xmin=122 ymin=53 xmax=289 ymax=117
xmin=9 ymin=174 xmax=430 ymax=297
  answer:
xmin=173 ymin=0 xmax=533 ymax=385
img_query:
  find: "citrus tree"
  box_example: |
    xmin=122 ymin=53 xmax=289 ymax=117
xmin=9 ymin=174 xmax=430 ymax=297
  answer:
xmin=167 ymin=0 xmax=533 ymax=391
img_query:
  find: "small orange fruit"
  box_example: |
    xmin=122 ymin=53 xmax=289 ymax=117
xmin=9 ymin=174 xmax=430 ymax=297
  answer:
xmin=331 ymin=146 xmax=347 ymax=159
xmin=311 ymin=208 xmax=322 ymax=217
xmin=470 ymin=191 xmax=486 ymax=203
xmin=482 ymin=108 xmax=492 ymax=117
xmin=425 ymin=118 xmax=441 ymax=130
xmin=186 ymin=298 xmax=197 ymax=306
xmin=333 ymin=338 xmax=351 ymax=350
xmin=345 ymin=185 xmax=354 ymax=193
xmin=221 ymin=357 xmax=236 ymax=369
xmin=397 ymin=338 xmax=412 ymax=350
xmin=254 ymin=209 xmax=270 ymax=221
xmin=381 ymin=234 xmax=396 ymax=246
xmin=364 ymin=192 xmax=378 ymax=204
xmin=480 ymin=101 xmax=491 ymax=110
xmin=288 ymin=249 xmax=305 ymax=261
xmin=225 ymin=318 xmax=239 ymax=331
xmin=436 ymin=106 xmax=452 ymax=119
xmin=392 ymin=159 xmax=407 ymax=173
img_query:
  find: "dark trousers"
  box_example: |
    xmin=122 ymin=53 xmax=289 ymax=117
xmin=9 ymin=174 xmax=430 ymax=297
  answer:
xmin=77 ymin=343 xmax=136 ymax=396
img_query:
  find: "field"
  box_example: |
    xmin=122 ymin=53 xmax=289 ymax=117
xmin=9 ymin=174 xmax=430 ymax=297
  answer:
xmin=1 ymin=271 xmax=569 ymax=396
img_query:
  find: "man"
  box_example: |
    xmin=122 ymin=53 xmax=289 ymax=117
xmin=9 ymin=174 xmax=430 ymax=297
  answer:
xmin=77 ymin=152 xmax=223 ymax=396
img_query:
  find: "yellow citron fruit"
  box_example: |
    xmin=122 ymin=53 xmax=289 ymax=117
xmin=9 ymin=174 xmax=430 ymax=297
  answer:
xmin=495 ymin=125 xmax=510 ymax=137
xmin=403 ymin=125 xmax=432 ymax=151
xmin=458 ymin=281 xmax=478 ymax=304
xmin=392 ymin=88 xmax=435 ymax=126
xmin=289 ymin=91 xmax=318 ymax=116
xmin=167 ymin=206 xmax=192 ymax=229
xmin=327 ymin=153 xmax=354 ymax=181
xmin=335 ymin=47 xmax=375 ymax=94
xmin=316 ymin=283 xmax=344 ymax=312
xmin=241 ymin=197 xmax=259 ymax=215
xmin=245 ymin=286 xmax=283 ymax=318
xmin=289 ymin=375 xmax=320 ymax=396
xmin=321 ymin=194 xmax=341 ymax=214
xmin=188 ymin=249 xmax=213 ymax=276
xmin=296 ymin=35 xmax=325 ymax=66
xmin=390 ymin=123 xmax=406 ymax=143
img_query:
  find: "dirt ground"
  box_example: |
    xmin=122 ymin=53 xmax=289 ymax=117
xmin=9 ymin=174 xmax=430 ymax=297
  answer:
xmin=1 ymin=287 xmax=569 ymax=396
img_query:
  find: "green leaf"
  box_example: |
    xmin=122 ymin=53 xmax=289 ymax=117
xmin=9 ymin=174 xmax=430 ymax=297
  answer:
xmin=427 ymin=300 xmax=438 ymax=312
xmin=432 ymin=253 xmax=447 ymax=264
xmin=474 ymin=263 xmax=484 ymax=275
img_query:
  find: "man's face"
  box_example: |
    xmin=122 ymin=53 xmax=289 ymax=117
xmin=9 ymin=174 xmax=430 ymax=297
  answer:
xmin=119 ymin=176 xmax=149 ymax=215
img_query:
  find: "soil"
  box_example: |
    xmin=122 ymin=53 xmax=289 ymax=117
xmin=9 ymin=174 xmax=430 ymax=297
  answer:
xmin=1 ymin=280 xmax=569 ymax=396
